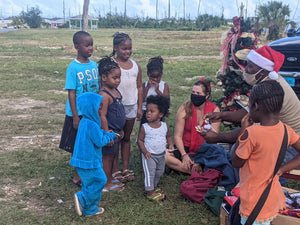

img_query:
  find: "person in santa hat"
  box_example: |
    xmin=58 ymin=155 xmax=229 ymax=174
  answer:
xmin=201 ymin=45 xmax=300 ymax=170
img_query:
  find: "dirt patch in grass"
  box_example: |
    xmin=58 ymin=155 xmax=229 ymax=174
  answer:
xmin=0 ymin=180 xmax=52 ymax=216
xmin=0 ymin=97 xmax=48 ymax=110
xmin=0 ymin=97 xmax=63 ymax=153
xmin=0 ymin=135 xmax=60 ymax=154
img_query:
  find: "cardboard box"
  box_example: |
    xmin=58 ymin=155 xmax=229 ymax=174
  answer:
xmin=220 ymin=187 xmax=300 ymax=225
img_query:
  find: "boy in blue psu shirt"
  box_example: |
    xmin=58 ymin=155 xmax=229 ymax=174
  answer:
xmin=70 ymin=92 xmax=115 ymax=216
xmin=59 ymin=31 xmax=100 ymax=187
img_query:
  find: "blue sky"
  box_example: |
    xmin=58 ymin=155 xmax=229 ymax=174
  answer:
xmin=1 ymin=0 xmax=299 ymax=21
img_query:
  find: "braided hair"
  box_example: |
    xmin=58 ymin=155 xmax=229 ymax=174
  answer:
xmin=98 ymin=56 xmax=120 ymax=77
xmin=110 ymin=32 xmax=132 ymax=57
xmin=147 ymin=56 xmax=164 ymax=76
xmin=73 ymin=31 xmax=91 ymax=45
xmin=249 ymin=80 xmax=284 ymax=114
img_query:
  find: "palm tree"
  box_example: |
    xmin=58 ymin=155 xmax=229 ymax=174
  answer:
xmin=258 ymin=1 xmax=290 ymax=40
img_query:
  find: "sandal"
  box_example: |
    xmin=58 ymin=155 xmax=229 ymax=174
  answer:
xmin=112 ymin=179 xmax=125 ymax=187
xmin=112 ymin=171 xmax=126 ymax=183
xmin=154 ymin=188 xmax=163 ymax=194
xmin=122 ymin=169 xmax=135 ymax=181
xmin=147 ymin=192 xmax=166 ymax=201
xmin=102 ymin=184 xmax=125 ymax=192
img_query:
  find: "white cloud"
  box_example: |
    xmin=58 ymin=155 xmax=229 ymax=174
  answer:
xmin=0 ymin=0 xmax=299 ymax=21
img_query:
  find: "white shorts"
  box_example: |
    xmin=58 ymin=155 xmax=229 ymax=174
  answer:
xmin=124 ymin=104 xmax=137 ymax=119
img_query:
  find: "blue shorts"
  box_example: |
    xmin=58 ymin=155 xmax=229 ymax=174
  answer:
xmin=102 ymin=138 xmax=119 ymax=155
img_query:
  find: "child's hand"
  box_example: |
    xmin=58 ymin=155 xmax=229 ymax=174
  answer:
xmin=119 ymin=130 xmax=124 ymax=139
xmin=143 ymin=151 xmax=152 ymax=159
xmin=136 ymin=108 xmax=143 ymax=121
xmin=241 ymin=114 xmax=253 ymax=129
xmin=149 ymin=79 xmax=159 ymax=89
xmin=203 ymin=112 xmax=222 ymax=123
xmin=106 ymin=140 xmax=115 ymax=147
xmin=277 ymin=168 xmax=284 ymax=177
xmin=73 ymin=115 xmax=80 ymax=130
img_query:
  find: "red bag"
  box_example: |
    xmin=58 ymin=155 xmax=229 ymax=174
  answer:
xmin=180 ymin=169 xmax=223 ymax=203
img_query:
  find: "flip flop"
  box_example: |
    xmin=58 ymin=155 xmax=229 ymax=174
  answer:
xmin=122 ymin=169 xmax=135 ymax=181
xmin=154 ymin=188 xmax=163 ymax=194
xmin=112 ymin=179 xmax=125 ymax=187
xmin=147 ymin=192 xmax=166 ymax=201
xmin=112 ymin=171 xmax=127 ymax=183
xmin=102 ymin=184 xmax=125 ymax=192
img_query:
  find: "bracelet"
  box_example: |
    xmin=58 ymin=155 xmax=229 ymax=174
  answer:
xmin=181 ymin=153 xmax=188 ymax=160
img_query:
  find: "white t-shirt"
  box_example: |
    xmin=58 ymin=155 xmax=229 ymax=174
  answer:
xmin=118 ymin=59 xmax=139 ymax=106
xmin=143 ymin=122 xmax=167 ymax=154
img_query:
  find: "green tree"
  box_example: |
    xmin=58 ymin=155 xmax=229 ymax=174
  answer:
xmin=10 ymin=16 xmax=24 ymax=27
xmin=258 ymin=1 xmax=290 ymax=40
xmin=21 ymin=6 xmax=42 ymax=28
xmin=195 ymin=14 xmax=223 ymax=31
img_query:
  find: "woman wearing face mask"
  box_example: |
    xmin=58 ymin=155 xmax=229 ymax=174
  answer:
xmin=165 ymin=78 xmax=221 ymax=174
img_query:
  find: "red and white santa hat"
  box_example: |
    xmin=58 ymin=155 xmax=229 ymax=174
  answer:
xmin=246 ymin=45 xmax=285 ymax=80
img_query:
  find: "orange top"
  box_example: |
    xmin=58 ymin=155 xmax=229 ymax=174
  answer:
xmin=236 ymin=122 xmax=299 ymax=222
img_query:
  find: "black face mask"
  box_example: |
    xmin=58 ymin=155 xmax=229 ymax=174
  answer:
xmin=190 ymin=94 xmax=206 ymax=107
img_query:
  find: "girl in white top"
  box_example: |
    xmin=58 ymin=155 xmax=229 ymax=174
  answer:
xmin=110 ymin=32 xmax=143 ymax=182
xmin=137 ymin=95 xmax=175 ymax=201
xmin=141 ymin=56 xmax=170 ymax=125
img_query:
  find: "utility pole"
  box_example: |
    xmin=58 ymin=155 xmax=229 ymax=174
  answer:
xmin=245 ymin=0 xmax=248 ymax=19
xmin=63 ymin=0 xmax=65 ymax=22
xmin=240 ymin=2 xmax=244 ymax=18
xmin=197 ymin=0 xmax=201 ymax=17
xmin=183 ymin=0 xmax=185 ymax=20
xmin=109 ymin=0 xmax=112 ymax=15
xmin=156 ymin=0 xmax=158 ymax=20
xmin=124 ymin=0 xmax=127 ymax=19
xmin=168 ymin=0 xmax=170 ymax=19
xmin=82 ymin=0 xmax=89 ymax=31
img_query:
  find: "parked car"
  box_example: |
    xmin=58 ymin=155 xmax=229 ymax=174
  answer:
xmin=287 ymin=28 xmax=300 ymax=37
xmin=268 ymin=36 xmax=300 ymax=99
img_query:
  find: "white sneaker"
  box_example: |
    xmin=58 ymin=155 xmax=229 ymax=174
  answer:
xmin=95 ymin=207 xmax=105 ymax=215
xmin=74 ymin=194 xmax=82 ymax=216
xmin=85 ymin=207 xmax=105 ymax=216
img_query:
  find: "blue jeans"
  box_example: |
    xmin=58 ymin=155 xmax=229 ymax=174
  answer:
xmin=241 ymin=216 xmax=271 ymax=225
xmin=283 ymin=146 xmax=300 ymax=169
xmin=75 ymin=167 xmax=107 ymax=216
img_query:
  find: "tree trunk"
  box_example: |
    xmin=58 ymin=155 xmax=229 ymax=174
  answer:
xmin=82 ymin=0 xmax=89 ymax=32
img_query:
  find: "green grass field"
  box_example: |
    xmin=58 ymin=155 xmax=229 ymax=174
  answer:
xmin=0 ymin=28 xmax=298 ymax=225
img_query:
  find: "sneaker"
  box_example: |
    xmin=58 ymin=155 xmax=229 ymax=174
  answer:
xmin=74 ymin=194 xmax=82 ymax=216
xmin=95 ymin=207 xmax=105 ymax=215
xmin=85 ymin=207 xmax=105 ymax=216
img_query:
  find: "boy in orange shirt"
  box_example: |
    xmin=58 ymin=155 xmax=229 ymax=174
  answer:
xmin=231 ymin=80 xmax=300 ymax=225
